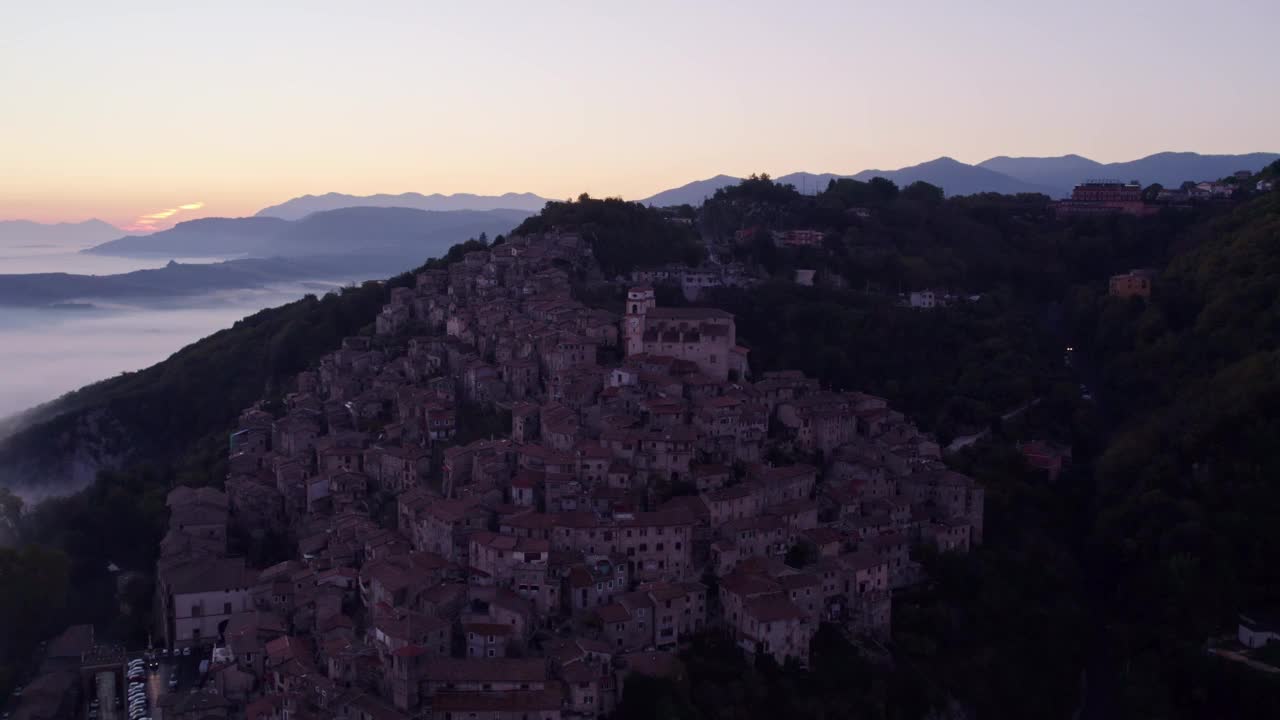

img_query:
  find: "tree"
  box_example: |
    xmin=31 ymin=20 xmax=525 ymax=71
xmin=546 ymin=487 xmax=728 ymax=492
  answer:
xmin=0 ymin=488 xmax=21 ymax=545
xmin=0 ymin=544 xmax=70 ymax=698
xmin=616 ymin=674 xmax=700 ymax=720
xmin=868 ymin=176 xmax=900 ymax=203
xmin=903 ymin=181 xmax=945 ymax=208
xmin=784 ymin=541 xmax=817 ymax=568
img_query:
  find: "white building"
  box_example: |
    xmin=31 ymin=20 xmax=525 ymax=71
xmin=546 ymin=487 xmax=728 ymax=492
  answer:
xmin=908 ymin=291 xmax=938 ymax=309
xmin=160 ymin=557 xmax=255 ymax=647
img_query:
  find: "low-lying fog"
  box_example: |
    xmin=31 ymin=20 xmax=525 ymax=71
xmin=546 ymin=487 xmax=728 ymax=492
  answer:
xmin=0 ymin=243 xmax=354 ymax=419
xmin=0 ymin=282 xmax=346 ymax=419
xmin=0 ymin=243 xmax=234 ymax=275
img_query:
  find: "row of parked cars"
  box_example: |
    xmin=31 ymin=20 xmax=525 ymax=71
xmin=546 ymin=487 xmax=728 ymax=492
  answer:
xmin=124 ymin=658 xmax=151 ymax=720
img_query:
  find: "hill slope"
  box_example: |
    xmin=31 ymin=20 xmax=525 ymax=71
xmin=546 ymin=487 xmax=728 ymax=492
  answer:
xmin=1069 ymin=188 xmax=1280 ymax=713
xmin=255 ymin=191 xmax=550 ymax=220
xmin=639 ymin=175 xmax=743 ymax=206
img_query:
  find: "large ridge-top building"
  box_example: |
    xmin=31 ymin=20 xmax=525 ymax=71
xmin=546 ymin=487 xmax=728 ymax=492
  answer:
xmin=623 ymin=286 xmax=750 ymax=381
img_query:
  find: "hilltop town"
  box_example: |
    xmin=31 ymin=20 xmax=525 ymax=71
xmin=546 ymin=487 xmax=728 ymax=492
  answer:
xmin=96 ymin=228 xmax=982 ymax=720
xmin=6 ymin=165 xmax=1280 ymax=720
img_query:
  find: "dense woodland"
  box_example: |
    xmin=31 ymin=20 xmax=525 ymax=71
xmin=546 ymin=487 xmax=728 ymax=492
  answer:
xmin=513 ymin=194 xmax=705 ymax=277
xmin=3 ymin=166 xmax=1280 ymax=716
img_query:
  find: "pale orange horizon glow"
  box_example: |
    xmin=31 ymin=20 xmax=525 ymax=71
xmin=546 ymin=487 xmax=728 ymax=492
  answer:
xmin=2 ymin=1 xmax=1277 ymax=232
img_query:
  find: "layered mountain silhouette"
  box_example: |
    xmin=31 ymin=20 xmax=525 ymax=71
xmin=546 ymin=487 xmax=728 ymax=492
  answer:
xmin=0 ymin=219 xmax=123 ymax=248
xmin=975 ymin=154 xmax=1105 ymax=189
xmin=849 ymin=157 xmax=1058 ymax=196
xmin=85 ymin=207 xmax=531 ymax=259
xmin=977 ymin=151 xmax=1280 ymax=194
xmin=0 ymin=207 xmax=531 ymax=308
xmin=636 ymin=151 xmax=1278 ymax=205
xmin=255 ymin=191 xmax=550 ymax=220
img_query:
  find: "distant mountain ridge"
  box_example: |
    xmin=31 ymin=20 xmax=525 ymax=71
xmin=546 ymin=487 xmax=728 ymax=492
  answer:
xmin=850 ymin=157 xmax=1058 ymax=196
xmin=0 ymin=219 xmax=124 ymax=248
xmin=256 ymin=191 xmax=551 ymax=220
xmin=637 ymin=151 xmax=1279 ymax=205
xmin=976 ymin=154 xmax=1104 ymax=189
xmin=978 ymin=151 xmax=1280 ymax=195
xmin=84 ymin=207 xmax=531 ymax=259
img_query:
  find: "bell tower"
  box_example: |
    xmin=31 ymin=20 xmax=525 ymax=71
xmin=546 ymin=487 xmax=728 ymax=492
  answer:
xmin=624 ymin=286 xmax=655 ymax=356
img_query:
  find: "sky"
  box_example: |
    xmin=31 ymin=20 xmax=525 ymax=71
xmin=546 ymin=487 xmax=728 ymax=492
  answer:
xmin=1 ymin=0 xmax=1276 ymax=230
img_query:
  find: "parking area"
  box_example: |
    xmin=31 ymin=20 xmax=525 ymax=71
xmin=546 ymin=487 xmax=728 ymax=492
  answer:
xmin=72 ymin=645 xmax=213 ymax=720
xmin=122 ymin=657 xmax=155 ymax=720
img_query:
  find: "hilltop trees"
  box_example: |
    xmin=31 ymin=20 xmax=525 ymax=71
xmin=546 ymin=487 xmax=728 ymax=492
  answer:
xmin=512 ymin=195 xmax=704 ymax=277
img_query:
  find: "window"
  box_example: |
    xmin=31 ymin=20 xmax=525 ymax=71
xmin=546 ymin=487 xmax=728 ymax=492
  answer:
xmin=223 ymin=602 xmax=232 ymax=615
